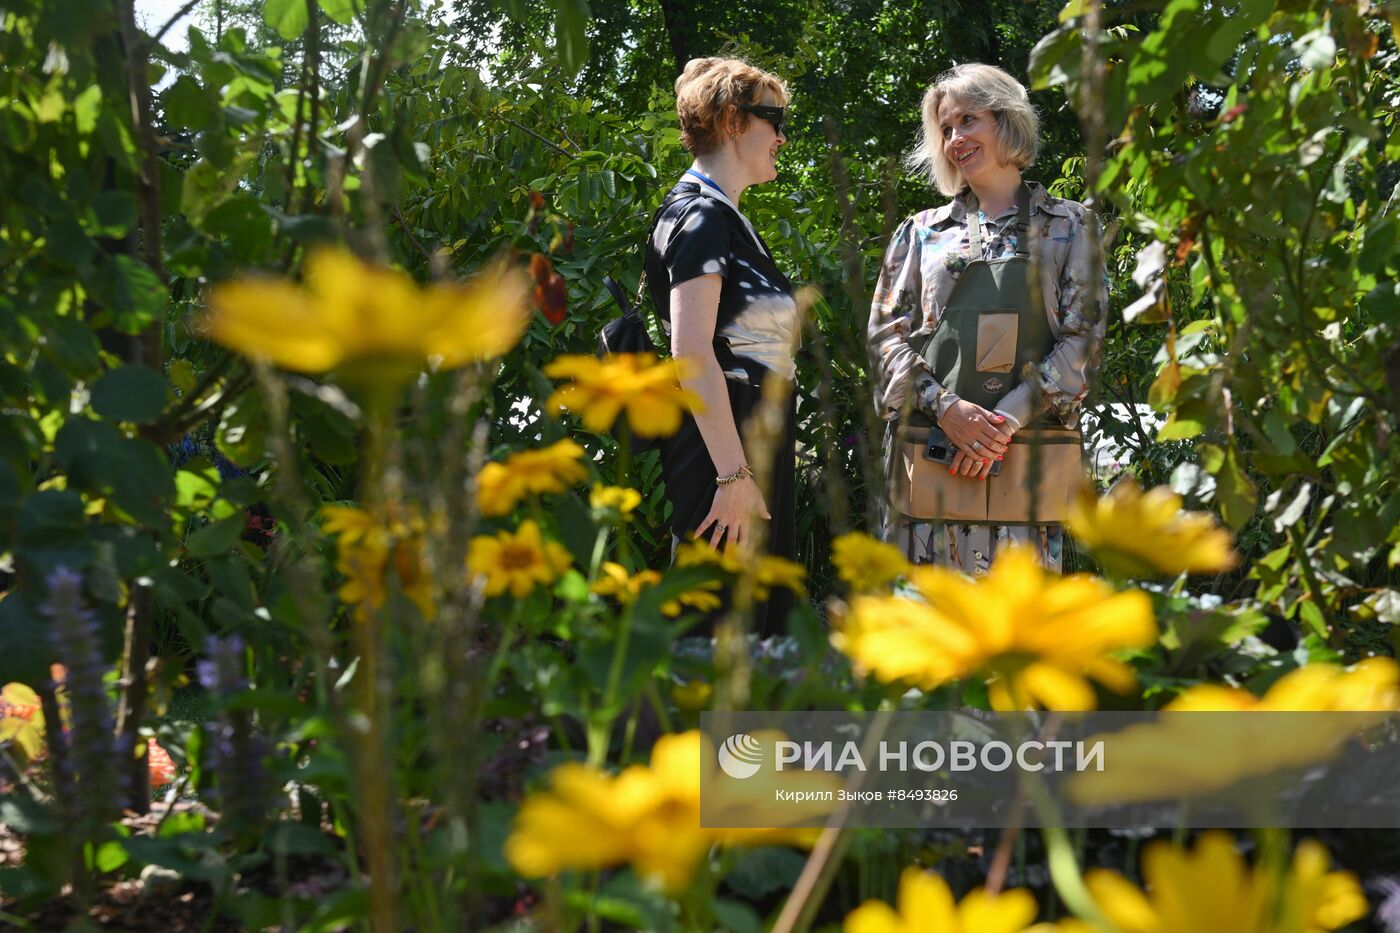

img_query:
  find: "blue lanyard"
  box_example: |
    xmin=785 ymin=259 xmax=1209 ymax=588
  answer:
xmin=685 ymin=168 xmax=726 ymax=196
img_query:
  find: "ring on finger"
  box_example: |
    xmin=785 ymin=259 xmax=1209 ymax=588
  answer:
xmin=971 ymin=440 xmax=982 ymax=452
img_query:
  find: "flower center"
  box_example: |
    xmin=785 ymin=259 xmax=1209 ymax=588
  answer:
xmin=499 ymin=543 xmax=540 ymax=572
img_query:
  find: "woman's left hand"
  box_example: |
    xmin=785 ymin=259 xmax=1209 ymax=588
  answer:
xmin=949 ymin=448 xmax=997 ymax=479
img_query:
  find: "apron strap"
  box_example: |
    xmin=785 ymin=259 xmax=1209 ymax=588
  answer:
xmin=967 ymin=198 xmax=984 ymax=257
xmin=966 ymin=183 xmax=1033 ymax=258
xmin=1013 ymin=182 xmax=1032 ymax=258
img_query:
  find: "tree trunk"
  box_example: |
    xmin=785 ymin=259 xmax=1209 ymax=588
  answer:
xmin=655 ymin=0 xmax=698 ymax=79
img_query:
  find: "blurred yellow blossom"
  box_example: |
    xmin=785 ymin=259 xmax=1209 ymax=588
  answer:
xmin=1053 ymin=833 xmax=1366 ymax=933
xmin=674 ymin=539 xmax=804 ymax=598
xmin=592 ymin=563 xmax=723 ymax=617
xmin=544 ymin=353 xmax=702 ymax=437
xmin=834 ymin=547 xmax=1156 ymax=711
xmin=662 ymin=580 xmax=723 ymax=617
xmin=322 ymin=503 xmax=435 ymax=619
xmin=476 ymin=440 xmax=589 ymax=518
xmin=505 ymin=730 xmax=822 ymax=892
xmin=1067 ymin=482 xmax=1238 ymax=578
xmin=590 ymin=562 xmax=662 ymax=604
xmin=467 ymin=520 xmax=572 ymax=599
xmin=754 ymin=554 xmax=808 ymax=599
xmin=0 ymin=682 xmax=45 ymax=761
xmin=1070 ymin=658 xmax=1400 ymax=806
xmin=590 ymin=484 xmax=642 ymax=514
xmin=1164 ymin=657 xmax=1399 ymax=713
xmin=843 ymin=867 xmax=1040 ymax=933
xmin=204 ymin=249 xmax=529 ymax=374
xmin=832 ymin=531 xmax=910 ymax=592
xmin=675 ymin=537 xmax=745 ymax=574
xmin=671 ymin=680 xmax=713 ymax=711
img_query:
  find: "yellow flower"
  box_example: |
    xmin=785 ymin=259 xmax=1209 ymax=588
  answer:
xmin=0 ymin=682 xmax=45 ymax=762
xmin=754 ymin=554 xmax=808 ymax=599
xmin=1067 ymin=482 xmax=1238 ymax=578
xmin=544 ymin=353 xmax=702 ymax=438
xmin=590 ymin=562 xmax=662 ymax=604
xmin=843 ymin=867 xmax=1040 ymax=933
xmin=832 ymin=531 xmax=910 ymax=592
xmin=505 ymin=731 xmax=821 ymax=893
xmin=322 ymin=503 xmax=435 ymax=619
xmin=476 ymin=440 xmax=590 ymax=518
xmin=833 ymin=547 xmax=1156 ymax=711
xmin=662 ymin=580 xmax=724 ymax=617
xmin=1059 ymin=833 xmax=1366 ymax=933
xmin=592 ymin=563 xmax=722 ymax=617
xmin=205 ymin=249 xmax=530 ymax=374
xmin=1163 ymin=657 xmax=1399 ymax=713
xmin=590 ymin=484 xmax=642 ymax=514
xmin=675 ymin=537 xmax=745 ymax=574
xmin=671 ymin=680 xmax=713 ymax=711
xmin=1069 ymin=659 xmax=1400 ymax=806
xmin=466 ymin=520 xmax=572 ymax=599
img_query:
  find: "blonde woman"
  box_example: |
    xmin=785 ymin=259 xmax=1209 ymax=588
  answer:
xmin=868 ymin=63 xmax=1106 ymax=573
xmin=646 ymin=57 xmax=797 ymax=635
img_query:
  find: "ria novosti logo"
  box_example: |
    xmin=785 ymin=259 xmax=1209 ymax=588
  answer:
xmin=717 ymin=733 xmax=764 ymax=779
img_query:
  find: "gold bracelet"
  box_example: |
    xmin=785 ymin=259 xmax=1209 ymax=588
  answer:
xmin=715 ymin=464 xmax=754 ymax=487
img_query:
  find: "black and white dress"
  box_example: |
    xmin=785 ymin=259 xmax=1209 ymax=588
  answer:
xmin=644 ymin=177 xmax=799 ymax=637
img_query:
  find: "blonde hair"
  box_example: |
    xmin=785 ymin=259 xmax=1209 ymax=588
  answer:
xmin=674 ymin=57 xmax=789 ymax=155
xmin=906 ymin=63 xmax=1040 ymax=196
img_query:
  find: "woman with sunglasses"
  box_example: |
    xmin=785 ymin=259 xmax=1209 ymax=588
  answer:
xmin=868 ymin=63 xmax=1107 ymax=574
xmin=644 ymin=56 xmax=797 ymax=636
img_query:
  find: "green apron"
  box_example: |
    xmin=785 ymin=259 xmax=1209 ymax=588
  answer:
xmin=915 ymin=184 xmax=1051 ymax=423
xmin=892 ymin=184 xmax=1085 ymax=525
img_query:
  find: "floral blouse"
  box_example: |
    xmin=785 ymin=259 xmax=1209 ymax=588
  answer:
xmin=867 ymin=182 xmax=1107 ymax=430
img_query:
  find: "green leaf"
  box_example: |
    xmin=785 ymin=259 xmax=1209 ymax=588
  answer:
xmin=0 ymin=593 xmax=50 ymax=686
xmin=55 ymin=417 xmax=123 ymax=489
xmin=724 ymin=847 xmax=807 ymax=900
xmin=552 ymin=0 xmax=591 ymax=79
xmin=264 ymin=0 xmax=310 ymax=39
xmin=90 ymin=255 xmax=167 ymax=334
xmin=0 ymin=796 xmax=58 ymax=835
xmin=91 ymin=191 xmax=138 ymax=237
xmin=217 ymin=396 xmax=269 ymax=468
xmin=112 ymin=438 xmax=173 ymax=527
xmin=186 ymin=514 xmax=246 ymax=558
xmin=317 ymin=0 xmax=356 ymax=25
xmin=44 ymin=315 xmax=103 ymax=379
xmin=553 ymin=490 xmax=597 ymax=567
xmin=44 ymin=217 xmax=95 ymax=269
xmin=711 ymin=899 xmax=763 ymax=933
xmin=1216 ymin=444 xmax=1258 ymax=531
xmin=91 ymin=364 xmax=168 ymax=423
xmin=90 ymin=840 xmax=130 ymax=873
xmin=265 ymin=821 xmax=337 ymax=856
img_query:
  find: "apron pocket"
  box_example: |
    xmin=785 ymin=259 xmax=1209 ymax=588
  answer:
xmin=986 ymin=429 xmax=1087 ymax=523
xmin=975 ymin=312 xmax=1018 ymax=373
xmin=891 ymin=432 xmax=988 ymax=522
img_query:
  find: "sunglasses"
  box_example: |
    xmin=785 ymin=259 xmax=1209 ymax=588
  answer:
xmin=740 ymin=103 xmax=787 ymax=136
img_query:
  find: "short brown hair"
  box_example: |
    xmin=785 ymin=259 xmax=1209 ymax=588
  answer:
xmin=675 ymin=57 xmax=789 ymax=155
xmin=906 ymin=63 xmax=1041 ymax=196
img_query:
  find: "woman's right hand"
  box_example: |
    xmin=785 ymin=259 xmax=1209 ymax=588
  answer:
xmin=698 ymin=475 xmax=770 ymax=549
xmin=938 ymin=399 xmax=1014 ymax=475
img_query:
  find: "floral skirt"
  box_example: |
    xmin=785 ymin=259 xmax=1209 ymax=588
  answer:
xmin=880 ymin=503 xmax=1064 ymax=576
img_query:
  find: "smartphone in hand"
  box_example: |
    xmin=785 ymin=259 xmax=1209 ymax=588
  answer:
xmin=924 ymin=427 xmax=1002 ymax=476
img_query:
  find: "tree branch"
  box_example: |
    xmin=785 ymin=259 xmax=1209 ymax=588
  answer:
xmin=144 ymin=0 xmax=202 ymax=51
xmin=495 ymin=114 xmax=573 ymax=157
xmin=115 ymin=582 xmax=154 ymax=816
xmin=115 ymin=0 xmax=166 ymax=369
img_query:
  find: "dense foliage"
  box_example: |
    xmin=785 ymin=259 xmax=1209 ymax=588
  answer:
xmin=0 ymin=0 xmax=1397 ymax=928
